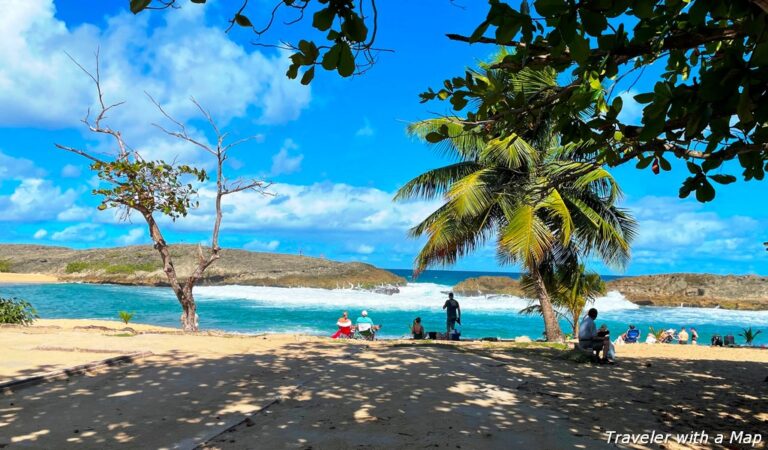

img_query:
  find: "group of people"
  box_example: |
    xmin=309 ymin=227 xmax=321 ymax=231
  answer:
xmin=331 ymin=292 xmax=463 ymax=341
xmin=643 ymin=326 xmax=699 ymax=344
xmin=330 ymin=310 xmax=381 ymax=339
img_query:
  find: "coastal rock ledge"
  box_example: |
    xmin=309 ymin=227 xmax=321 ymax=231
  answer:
xmin=452 ymin=274 xmax=768 ymax=311
xmin=0 ymin=244 xmax=406 ymax=290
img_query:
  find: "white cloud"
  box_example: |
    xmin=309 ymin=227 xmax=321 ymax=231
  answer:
xmin=616 ymin=90 xmax=644 ymax=125
xmin=0 ymin=178 xmax=80 ymax=221
xmin=115 ymin=228 xmax=145 ymax=246
xmin=157 ymin=180 xmax=442 ymax=234
xmin=0 ymin=151 xmax=46 ymax=180
xmin=60 ymin=164 xmax=81 ymax=178
xmin=0 ymin=0 xmax=311 ymax=145
xmin=354 ymin=244 xmax=375 ymax=254
xmin=51 ymin=223 xmax=106 ymax=242
xmin=56 ymin=205 xmax=93 ymax=222
xmin=270 ymin=139 xmax=303 ymax=176
xmin=33 ymin=229 xmax=47 ymax=239
xmin=355 ymin=118 xmax=375 ymax=137
xmin=244 ymin=239 xmax=280 ymax=251
xmin=626 ymin=196 xmax=765 ymax=269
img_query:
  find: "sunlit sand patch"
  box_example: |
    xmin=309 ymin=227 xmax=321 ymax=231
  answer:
xmin=11 ymin=429 xmax=50 ymax=443
xmin=353 ymin=404 xmax=377 ymax=422
xmin=107 ymin=390 xmax=142 ymax=398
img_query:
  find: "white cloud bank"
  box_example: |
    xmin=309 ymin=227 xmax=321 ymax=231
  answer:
xmin=270 ymin=139 xmax=304 ymax=176
xmin=51 ymin=223 xmax=105 ymax=242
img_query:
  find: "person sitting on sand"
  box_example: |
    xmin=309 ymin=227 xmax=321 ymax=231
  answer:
xmin=578 ymin=308 xmax=612 ymax=362
xmin=356 ymin=310 xmax=381 ymax=333
xmin=678 ymin=327 xmax=689 ymax=344
xmin=621 ymin=324 xmax=641 ymax=343
xmin=331 ymin=311 xmax=353 ymax=339
xmin=690 ymin=327 xmax=699 ymax=345
xmin=411 ymin=317 xmax=425 ymax=340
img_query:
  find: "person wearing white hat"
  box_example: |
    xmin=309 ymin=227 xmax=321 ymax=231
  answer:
xmin=355 ymin=310 xmax=381 ymax=336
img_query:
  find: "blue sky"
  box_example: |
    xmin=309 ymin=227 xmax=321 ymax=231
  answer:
xmin=0 ymin=0 xmax=766 ymax=276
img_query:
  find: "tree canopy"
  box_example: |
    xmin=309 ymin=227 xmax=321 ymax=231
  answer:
xmin=129 ymin=0 xmax=768 ymax=204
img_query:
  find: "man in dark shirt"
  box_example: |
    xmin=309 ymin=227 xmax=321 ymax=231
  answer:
xmin=443 ymin=292 xmax=461 ymax=335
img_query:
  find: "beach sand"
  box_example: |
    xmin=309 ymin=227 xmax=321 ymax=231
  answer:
xmin=1 ymin=319 xmax=766 ymax=449
xmin=0 ymin=272 xmax=59 ymax=284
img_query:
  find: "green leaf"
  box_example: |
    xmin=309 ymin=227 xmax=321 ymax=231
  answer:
xmin=300 ymin=66 xmax=315 ymax=85
xmin=709 ymin=174 xmax=736 ymax=185
xmin=695 ymin=179 xmax=716 ymax=202
xmin=579 ymin=9 xmax=607 ymax=36
xmin=613 ymin=131 xmax=624 ymax=141
xmin=313 ymin=8 xmax=334 ymax=31
xmin=337 ymin=42 xmax=355 ymax=77
xmin=737 ymin=87 xmax=754 ymax=123
xmin=425 ymin=132 xmax=444 ymax=143
xmin=658 ymin=157 xmax=671 ymax=171
xmin=635 ymin=156 xmax=653 ymax=169
xmin=469 ymin=20 xmax=491 ymax=42
xmin=190 ymin=0 xmax=207 ymax=3
xmin=569 ymin=34 xmax=590 ymax=64
xmin=686 ymin=161 xmax=700 ymax=174
xmin=633 ymin=93 xmax=654 ymax=103
xmin=343 ymin=14 xmax=368 ymax=42
xmin=321 ymin=44 xmax=341 ymax=70
xmin=130 ymin=0 xmax=152 ymax=14
xmin=534 ymin=0 xmax=567 ymax=16
xmin=234 ymin=14 xmax=252 ymax=27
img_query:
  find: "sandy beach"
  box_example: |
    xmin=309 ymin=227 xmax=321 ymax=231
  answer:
xmin=1 ymin=319 xmax=765 ymax=449
xmin=0 ymin=273 xmax=60 ymax=284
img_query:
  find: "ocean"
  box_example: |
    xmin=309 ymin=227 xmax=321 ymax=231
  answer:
xmin=2 ymin=269 xmax=767 ymax=346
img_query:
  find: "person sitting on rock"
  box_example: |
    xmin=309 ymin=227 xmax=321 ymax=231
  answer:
xmin=578 ymin=308 xmax=612 ymax=362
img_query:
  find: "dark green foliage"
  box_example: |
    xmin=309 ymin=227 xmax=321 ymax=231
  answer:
xmin=91 ymin=160 xmax=206 ymax=220
xmin=0 ymin=297 xmax=38 ymax=325
xmin=739 ymin=326 xmax=763 ymax=345
xmin=423 ymin=0 xmax=768 ymax=202
xmin=0 ymin=260 xmax=11 ymax=273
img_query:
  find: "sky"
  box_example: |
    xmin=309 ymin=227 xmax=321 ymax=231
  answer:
xmin=0 ymin=0 xmax=766 ymax=276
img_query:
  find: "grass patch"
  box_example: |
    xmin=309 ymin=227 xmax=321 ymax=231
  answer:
xmin=0 ymin=259 xmax=11 ymax=273
xmin=65 ymin=261 xmax=159 ymax=274
xmin=106 ymin=333 xmax=135 ymax=337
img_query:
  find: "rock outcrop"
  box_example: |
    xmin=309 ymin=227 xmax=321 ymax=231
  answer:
xmin=452 ymin=274 xmax=768 ymax=311
xmin=605 ymin=273 xmax=768 ymax=310
xmin=0 ymin=244 xmax=406 ymax=290
xmin=452 ymin=276 xmax=524 ymax=297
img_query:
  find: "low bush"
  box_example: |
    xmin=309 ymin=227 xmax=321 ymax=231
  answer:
xmin=0 ymin=260 xmax=12 ymax=273
xmin=0 ymin=297 xmax=38 ymax=325
xmin=66 ymin=261 xmax=159 ymax=274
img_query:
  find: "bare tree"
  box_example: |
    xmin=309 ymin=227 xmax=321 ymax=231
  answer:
xmin=56 ymin=52 xmax=270 ymax=331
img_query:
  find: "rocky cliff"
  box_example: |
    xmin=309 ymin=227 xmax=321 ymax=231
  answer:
xmin=452 ymin=274 xmax=768 ymax=310
xmin=605 ymin=273 xmax=768 ymax=310
xmin=0 ymin=244 xmax=405 ymax=290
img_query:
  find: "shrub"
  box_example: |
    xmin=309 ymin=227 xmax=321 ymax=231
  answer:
xmin=0 ymin=260 xmax=11 ymax=272
xmin=118 ymin=311 xmax=135 ymax=325
xmin=0 ymin=297 xmax=38 ymax=325
xmin=739 ymin=327 xmax=763 ymax=346
xmin=65 ymin=261 xmax=91 ymax=273
xmin=105 ymin=263 xmax=158 ymax=274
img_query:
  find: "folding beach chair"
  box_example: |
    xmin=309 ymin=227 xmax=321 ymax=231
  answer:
xmin=624 ymin=329 xmax=640 ymax=343
xmin=354 ymin=323 xmax=376 ymax=341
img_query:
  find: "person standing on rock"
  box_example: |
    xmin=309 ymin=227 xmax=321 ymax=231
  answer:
xmin=443 ymin=292 xmax=461 ymax=336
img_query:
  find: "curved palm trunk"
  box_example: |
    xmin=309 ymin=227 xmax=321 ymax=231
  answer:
xmin=531 ymin=265 xmax=564 ymax=342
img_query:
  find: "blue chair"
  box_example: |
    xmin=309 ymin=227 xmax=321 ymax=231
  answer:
xmin=624 ymin=328 xmax=640 ymax=343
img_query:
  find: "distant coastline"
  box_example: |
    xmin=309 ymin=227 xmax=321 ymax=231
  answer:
xmin=1 ymin=244 xmax=766 ymax=311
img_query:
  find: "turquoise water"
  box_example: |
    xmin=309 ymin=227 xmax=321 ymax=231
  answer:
xmin=1 ymin=269 xmax=767 ymax=346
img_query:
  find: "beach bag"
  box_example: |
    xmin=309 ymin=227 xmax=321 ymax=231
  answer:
xmin=428 ymin=331 xmax=437 ymax=340
xmin=724 ymin=335 xmax=735 ymax=346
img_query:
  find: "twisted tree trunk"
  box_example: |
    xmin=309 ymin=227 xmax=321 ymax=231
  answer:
xmin=531 ymin=265 xmax=564 ymax=342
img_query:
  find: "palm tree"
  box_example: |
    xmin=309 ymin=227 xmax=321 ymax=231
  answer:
xmin=395 ymin=66 xmax=636 ymax=341
xmin=520 ymin=263 xmax=606 ymax=338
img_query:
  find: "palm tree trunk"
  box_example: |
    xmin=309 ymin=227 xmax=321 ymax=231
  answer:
xmin=532 ymin=265 xmax=564 ymax=342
